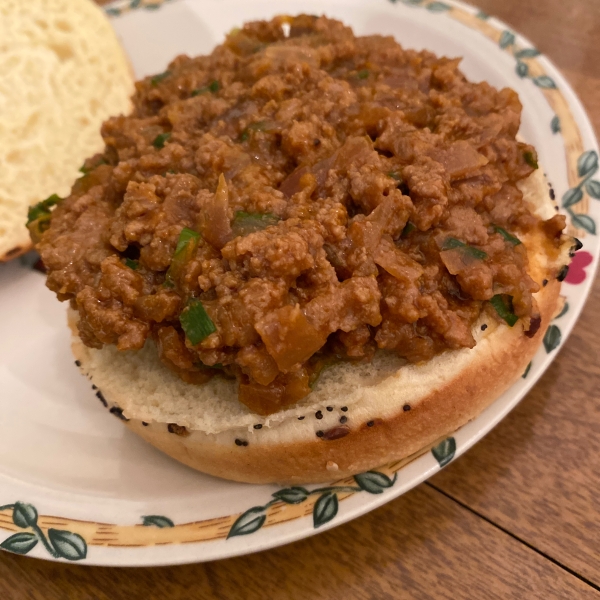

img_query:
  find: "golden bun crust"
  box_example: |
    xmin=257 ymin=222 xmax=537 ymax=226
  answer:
xmin=69 ymin=167 xmax=571 ymax=484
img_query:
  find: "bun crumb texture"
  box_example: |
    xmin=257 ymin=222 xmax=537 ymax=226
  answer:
xmin=0 ymin=0 xmax=133 ymax=260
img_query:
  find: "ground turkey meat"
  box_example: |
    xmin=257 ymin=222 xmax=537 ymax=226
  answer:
xmin=35 ymin=15 xmax=564 ymax=415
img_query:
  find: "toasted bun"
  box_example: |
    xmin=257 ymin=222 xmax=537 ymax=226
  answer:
xmin=0 ymin=0 xmax=133 ymax=261
xmin=70 ymin=167 xmax=571 ymax=484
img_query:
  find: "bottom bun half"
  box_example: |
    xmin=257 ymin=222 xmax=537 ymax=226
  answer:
xmin=70 ymin=168 xmax=569 ymax=484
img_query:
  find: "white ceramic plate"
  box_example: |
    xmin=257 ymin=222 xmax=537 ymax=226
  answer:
xmin=0 ymin=0 xmax=598 ymax=567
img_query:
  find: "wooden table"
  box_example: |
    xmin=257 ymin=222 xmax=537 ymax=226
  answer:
xmin=2 ymin=0 xmax=599 ymax=597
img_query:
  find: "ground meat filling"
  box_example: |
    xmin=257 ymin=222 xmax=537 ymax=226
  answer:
xmin=37 ymin=15 xmax=563 ymax=415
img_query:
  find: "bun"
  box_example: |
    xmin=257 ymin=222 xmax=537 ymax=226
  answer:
xmin=70 ymin=167 xmax=571 ymax=484
xmin=0 ymin=0 xmax=133 ymax=261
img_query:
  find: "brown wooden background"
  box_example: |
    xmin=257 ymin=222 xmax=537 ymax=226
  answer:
xmin=1 ymin=0 xmax=599 ymax=598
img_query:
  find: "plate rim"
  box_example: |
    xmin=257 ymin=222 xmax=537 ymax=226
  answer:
xmin=1 ymin=0 xmax=598 ymax=567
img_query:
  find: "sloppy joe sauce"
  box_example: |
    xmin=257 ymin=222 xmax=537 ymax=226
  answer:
xmin=37 ymin=16 xmax=565 ymax=415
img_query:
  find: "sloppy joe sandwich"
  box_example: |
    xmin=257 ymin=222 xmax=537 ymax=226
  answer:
xmin=32 ymin=15 xmax=575 ymax=483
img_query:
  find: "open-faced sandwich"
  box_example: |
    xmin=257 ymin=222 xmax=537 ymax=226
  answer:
xmin=31 ymin=15 xmax=576 ymax=484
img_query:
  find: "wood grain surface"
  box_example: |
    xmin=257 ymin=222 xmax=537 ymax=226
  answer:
xmin=431 ymin=275 xmax=600 ymax=584
xmin=430 ymin=0 xmax=600 ymax=589
xmin=1 ymin=0 xmax=599 ymax=598
xmin=1 ymin=485 xmax=598 ymax=600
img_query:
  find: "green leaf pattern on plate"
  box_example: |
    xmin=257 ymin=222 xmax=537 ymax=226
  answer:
xmin=227 ymin=507 xmax=268 ymax=539
xmin=354 ymin=471 xmax=396 ymax=494
xmin=551 ymin=115 xmax=561 ymax=134
xmin=571 ymin=214 xmax=596 ymax=235
xmin=426 ymin=1 xmax=450 ymax=11
xmin=272 ymin=487 xmax=311 ymax=504
xmin=142 ymin=515 xmax=175 ymax=528
xmin=48 ymin=529 xmax=87 ymax=561
xmin=391 ymin=0 xmax=452 ymax=9
xmin=0 ymin=533 xmax=38 ymax=555
xmin=493 ymin=31 xmax=559 ymax=92
xmin=0 ymin=502 xmax=87 ymax=561
xmin=533 ymin=75 xmax=557 ymax=89
xmin=560 ymin=150 xmax=598 ymax=235
xmin=313 ymin=493 xmax=339 ymax=528
xmin=522 ymin=361 xmax=532 ymax=379
xmin=515 ymin=48 xmax=540 ymax=58
xmin=556 ymin=302 xmax=569 ymax=319
xmin=562 ymin=187 xmax=584 ymax=208
xmin=105 ymin=0 xmax=173 ymax=17
xmin=499 ymin=30 xmax=515 ymax=49
xmin=12 ymin=502 xmax=38 ymax=529
xmin=432 ymin=437 xmax=456 ymax=467
xmin=227 ymin=470 xmax=398 ymax=538
xmin=516 ymin=61 xmax=528 ymax=78
xmin=539 ymin=303 xmax=569 ymax=360
xmin=543 ymin=325 xmax=562 ymax=353
xmin=578 ymin=150 xmax=599 ymax=177
xmin=585 ymin=180 xmax=600 ymax=199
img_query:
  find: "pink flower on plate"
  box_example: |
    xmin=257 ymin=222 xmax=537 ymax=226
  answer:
xmin=565 ymin=251 xmax=593 ymax=284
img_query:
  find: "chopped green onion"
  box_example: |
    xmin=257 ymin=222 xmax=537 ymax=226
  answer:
xmin=152 ymin=132 xmax=171 ymax=149
xmin=180 ymin=300 xmax=217 ymax=345
xmin=441 ymin=237 xmax=488 ymax=260
xmin=523 ymin=151 xmax=538 ymax=169
xmin=79 ymin=157 xmax=107 ymax=175
xmin=442 ymin=238 xmax=466 ymax=250
xmin=174 ymin=227 xmax=200 ymax=254
xmin=490 ymin=294 xmax=519 ymax=327
xmin=401 ymin=222 xmax=416 ymax=237
xmin=465 ymin=246 xmax=488 ymax=260
xmin=165 ymin=227 xmax=200 ymax=287
xmin=232 ymin=212 xmax=280 ymax=237
xmin=27 ymin=194 xmax=61 ymax=225
xmin=357 ymin=69 xmax=370 ymax=79
xmin=191 ymin=80 xmax=220 ymax=96
xmin=493 ymin=225 xmax=522 ymax=246
xmin=124 ymin=258 xmax=139 ymax=270
xmin=38 ymin=220 xmax=51 ymax=234
xmin=151 ymin=70 xmax=171 ymax=86
xmin=308 ymin=356 xmax=337 ymax=389
xmin=239 ymin=121 xmax=269 ymax=142
xmin=388 ymin=171 xmax=409 ymax=194
xmin=249 ymin=121 xmax=267 ymax=130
